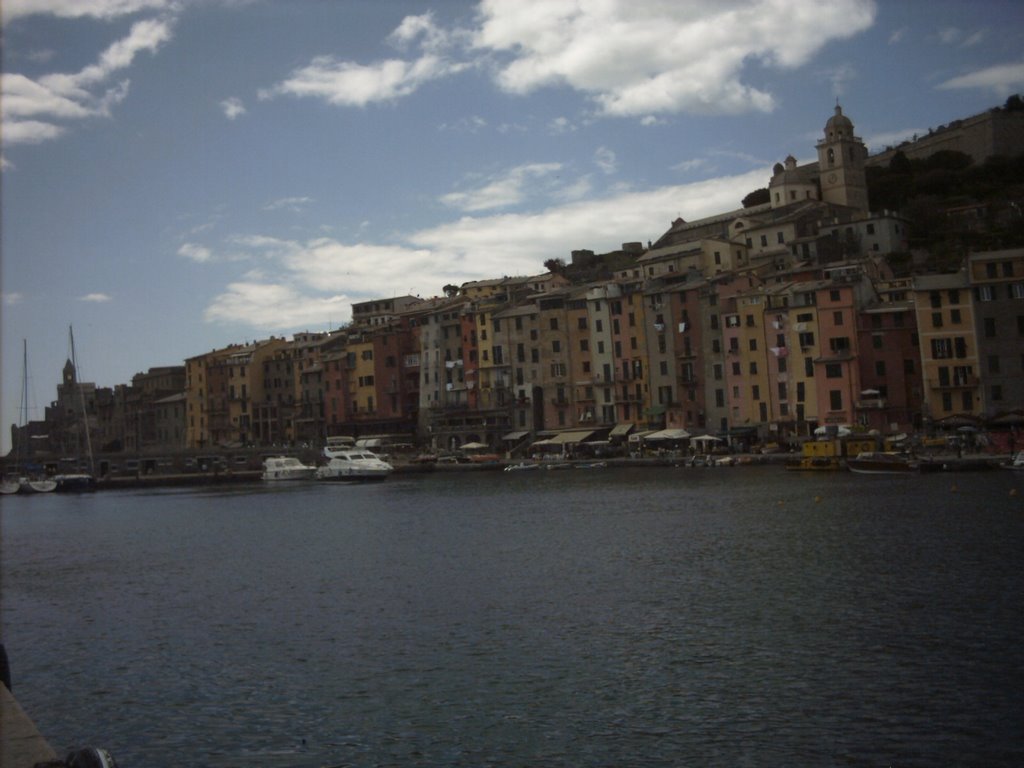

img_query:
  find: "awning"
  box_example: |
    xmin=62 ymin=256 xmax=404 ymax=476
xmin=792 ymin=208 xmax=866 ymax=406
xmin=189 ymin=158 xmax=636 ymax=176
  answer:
xmin=503 ymin=431 xmax=530 ymax=441
xmin=609 ymin=423 xmax=635 ymax=437
xmin=644 ymin=428 xmax=691 ymax=441
xmin=629 ymin=430 xmax=658 ymax=443
xmin=550 ymin=430 xmax=596 ymax=445
xmin=690 ymin=434 xmax=723 ymax=443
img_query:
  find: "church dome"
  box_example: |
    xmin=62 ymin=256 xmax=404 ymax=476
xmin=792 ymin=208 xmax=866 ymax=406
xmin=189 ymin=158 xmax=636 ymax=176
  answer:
xmin=825 ymin=105 xmax=853 ymax=139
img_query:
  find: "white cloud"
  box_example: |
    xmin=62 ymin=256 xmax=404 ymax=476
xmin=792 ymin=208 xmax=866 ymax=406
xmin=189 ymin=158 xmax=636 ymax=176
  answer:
xmin=473 ymin=0 xmax=877 ymax=117
xmin=888 ymin=27 xmax=907 ymax=45
xmin=203 ymin=282 xmax=354 ymax=330
xmin=178 ymin=243 xmax=212 ymax=263
xmin=0 ymin=118 xmax=66 ymax=144
xmin=594 ymin=146 xmax=617 ymax=175
xmin=263 ymin=196 xmax=313 ymax=213
xmin=221 ymin=97 xmax=246 ymax=120
xmin=80 ymin=293 xmax=112 ymax=303
xmin=3 ymin=292 xmax=24 ymax=306
xmin=440 ymin=162 xmax=563 ymax=212
xmin=2 ymin=0 xmax=170 ymax=21
xmin=1 ymin=17 xmax=174 ymax=145
xmin=260 ymin=54 xmax=463 ymax=107
xmin=938 ymin=62 xmax=1024 ymax=94
xmin=195 ymin=167 xmax=769 ymax=332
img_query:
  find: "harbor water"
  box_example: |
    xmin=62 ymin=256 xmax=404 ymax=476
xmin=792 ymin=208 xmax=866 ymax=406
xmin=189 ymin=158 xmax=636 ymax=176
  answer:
xmin=2 ymin=466 xmax=1023 ymax=767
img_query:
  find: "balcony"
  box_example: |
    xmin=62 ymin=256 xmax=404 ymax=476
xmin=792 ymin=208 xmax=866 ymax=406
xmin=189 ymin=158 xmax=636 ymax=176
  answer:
xmin=929 ymin=375 xmax=980 ymax=390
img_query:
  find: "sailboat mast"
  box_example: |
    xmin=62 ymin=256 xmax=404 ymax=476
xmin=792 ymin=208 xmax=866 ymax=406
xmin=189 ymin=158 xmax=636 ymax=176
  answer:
xmin=70 ymin=325 xmax=95 ymax=475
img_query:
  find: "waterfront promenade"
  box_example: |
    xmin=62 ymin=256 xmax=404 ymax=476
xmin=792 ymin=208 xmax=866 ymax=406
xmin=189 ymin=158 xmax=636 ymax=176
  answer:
xmin=2 ymin=683 xmax=57 ymax=768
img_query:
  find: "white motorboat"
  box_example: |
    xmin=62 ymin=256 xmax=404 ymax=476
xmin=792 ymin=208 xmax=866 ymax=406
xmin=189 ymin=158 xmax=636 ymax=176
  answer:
xmin=1003 ymin=451 xmax=1024 ymax=470
xmin=261 ymin=456 xmax=317 ymax=481
xmin=315 ymin=450 xmax=393 ymax=481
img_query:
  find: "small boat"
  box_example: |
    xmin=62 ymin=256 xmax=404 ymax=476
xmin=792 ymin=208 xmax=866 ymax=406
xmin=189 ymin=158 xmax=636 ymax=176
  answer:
xmin=575 ymin=461 xmax=607 ymax=469
xmin=315 ymin=450 xmax=393 ymax=481
xmin=504 ymin=461 xmax=540 ymax=472
xmin=261 ymin=456 xmax=317 ymax=481
xmin=21 ymin=477 xmax=59 ymax=493
xmin=54 ymin=473 xmax=99 ymax=492
xmin=846 ymin=451 xmax=915 ymax=474
xmin=1002 ymin=451 xmax=1024 ymax=471
xmin=0 ymin=478 xmax=21 ymax=495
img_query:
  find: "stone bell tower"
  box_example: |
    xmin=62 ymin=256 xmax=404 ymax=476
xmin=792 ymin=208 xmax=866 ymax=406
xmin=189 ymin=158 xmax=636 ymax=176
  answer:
xmin=816 ymin=104 xmax=869 ymax=215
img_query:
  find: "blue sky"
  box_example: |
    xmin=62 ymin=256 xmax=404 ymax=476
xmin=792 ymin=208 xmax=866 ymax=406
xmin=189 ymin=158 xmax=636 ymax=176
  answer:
xmin=3 ymin=0 xmax=1024 ymax=450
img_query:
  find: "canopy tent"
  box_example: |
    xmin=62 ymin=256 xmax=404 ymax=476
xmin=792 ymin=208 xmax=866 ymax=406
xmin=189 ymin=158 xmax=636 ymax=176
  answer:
xmin=644 ymin=428 xmax=691 ymax=441
xmin=690 ymin=434 xmax=723 ymax=443
xmin=459 ymin=442 xmax=489 ymax=451
xmin=502 ymin=431 xmax=531 ymax=441
xmin=628 ymin=430 xmax=658 ymax=443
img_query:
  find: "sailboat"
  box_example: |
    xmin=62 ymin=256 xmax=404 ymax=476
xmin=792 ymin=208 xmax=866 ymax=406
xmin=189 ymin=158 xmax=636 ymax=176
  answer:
xmin=54 ymin=326 xmax=97 ymax=492
xmin=1 ymin=340 xmax=57 ymax=494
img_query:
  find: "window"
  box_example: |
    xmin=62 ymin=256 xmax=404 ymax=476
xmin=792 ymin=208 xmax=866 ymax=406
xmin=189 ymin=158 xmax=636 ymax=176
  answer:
xmin=954 ymin=337 xmax=967 ymax=359
xmin=872 ymin=335 xmax=883 ymax=349
xmin=961 ymin=391 xmax=973 ymax=411
xmin=796 ymin=382 xmax=805 ymax=402
xmin=932 ymin=312 xmax=943 ymax=328
xmin=1012 ymin=283 xmax=1024 ymax=299
xmin=829 ymin=390 xmax=842 ymax=411
xmin=875 ymin=361 xmax=886 ymax=376
xmin=552 ymin=340 xmax=561 ymax=353
xmin=984 ymin=317 xmax=996 ymax=337
xmin=991 ymin=384 xmax=1003 ymax=401
xmin=829 ymin=337 xmax=850 ymax=352
xmin=580 ymin=339 xmax=589 ymax=352
xmin=749 ymin=361 xmax=759 ymax=375
xmin=752 ymin=385 xmax=760 ymax=400
xmin=988 ymin=355 xmax=1001 ymax=374
xmin=930 ymin=291 xmax=942 ymax=309
xmin=825 ymin=362 xmax=842 ymax=378
xmin=760 ymin=235 xmax=768 ymax=247
xmin=830 ymin=289 xmax=841 ymax=302
xmin=975 ymin=285 xmax=994 ymax=302
xmin=834 ymin=311 xmax=844 ymax=325
xmin=904 ymin=358 xmax=915 ymax=374
xmin=732 ymin=362 xmax=741 ymax=375
xmin=549 ymin=318 xmax=559 ymax=330
xmin=749 ymin=339 xmax=757 ymax=351
xmin=931 ymin=338 xmax=952 ymax=359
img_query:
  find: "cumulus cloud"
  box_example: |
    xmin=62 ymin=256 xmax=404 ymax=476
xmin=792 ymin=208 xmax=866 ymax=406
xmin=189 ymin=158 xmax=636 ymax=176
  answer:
xmin=203 ymin=282 xmax=354 ymax=330
xmin=3 ymin=292 xmax=24 ymax=306
xmin=2 ymin=0 xmax=170 ymax=21
xmin=2 ymin=16 xmax=174 ymax=145
xmin=261 ymin=0 xmax=875 ymax=118
xmin=196 ymin=168 xmax=768 ymax=331
xmin=473 ymin=0 xmax=877 ymax=117
xmin=80 ymin=292 xmax=113 ymax=302
xmin=440 ymin=163 xmax=563 ymax=212
xmin=938 ymin=61 xmax=1024 ymax=94
xmin=221 ymin=97 xmax=246 ymax=119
